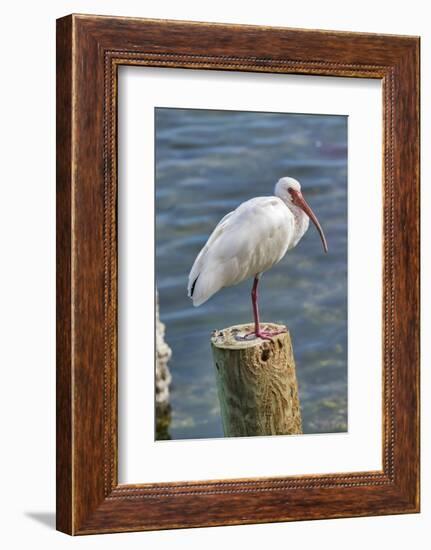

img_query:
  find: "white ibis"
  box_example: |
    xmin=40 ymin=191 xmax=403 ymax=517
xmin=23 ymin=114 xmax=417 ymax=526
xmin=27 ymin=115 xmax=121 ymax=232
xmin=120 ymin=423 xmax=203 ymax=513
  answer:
xmin=187 ymin=177 xmax=328 ymax=340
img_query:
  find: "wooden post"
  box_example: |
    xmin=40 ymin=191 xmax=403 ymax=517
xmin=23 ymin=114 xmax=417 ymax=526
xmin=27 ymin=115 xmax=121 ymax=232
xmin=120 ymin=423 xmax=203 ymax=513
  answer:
xmin=155 ymin=290 xmax=172 ymax=409
xmin=211 ymin=323 xmax=302 ymax=437
xmin=155 ymin=290 xmax=172 ymax=440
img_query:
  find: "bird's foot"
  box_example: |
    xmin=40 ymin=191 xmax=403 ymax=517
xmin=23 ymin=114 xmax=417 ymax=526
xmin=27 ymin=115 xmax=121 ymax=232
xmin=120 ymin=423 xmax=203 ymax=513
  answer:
xmin=243 ymin=326 xmax=287 ymax=341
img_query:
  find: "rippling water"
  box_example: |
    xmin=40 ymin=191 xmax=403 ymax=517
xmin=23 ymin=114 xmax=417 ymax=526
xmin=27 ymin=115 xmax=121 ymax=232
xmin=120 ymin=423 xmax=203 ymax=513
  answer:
xmin=155 ymin=107 xmax=347 ymax=439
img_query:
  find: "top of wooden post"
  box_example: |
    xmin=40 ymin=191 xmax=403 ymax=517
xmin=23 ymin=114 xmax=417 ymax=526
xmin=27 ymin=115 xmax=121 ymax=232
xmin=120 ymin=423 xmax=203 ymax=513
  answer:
xmin=211 ymin=323 xmax=289 ymax=350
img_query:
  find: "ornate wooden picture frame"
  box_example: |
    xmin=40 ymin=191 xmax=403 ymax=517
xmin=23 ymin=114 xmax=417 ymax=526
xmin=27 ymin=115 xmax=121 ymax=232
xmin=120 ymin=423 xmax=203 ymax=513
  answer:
xmin=56 ymin=14 xmax=420 ymax=535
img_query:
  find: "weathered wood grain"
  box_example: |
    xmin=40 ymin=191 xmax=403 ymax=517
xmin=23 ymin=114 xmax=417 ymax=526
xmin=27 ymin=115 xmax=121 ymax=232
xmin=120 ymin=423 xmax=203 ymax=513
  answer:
xmin=56 ymin=14 xmax=420 ymax=535
xmin=211 ymin=324 xmax=302 ymax=437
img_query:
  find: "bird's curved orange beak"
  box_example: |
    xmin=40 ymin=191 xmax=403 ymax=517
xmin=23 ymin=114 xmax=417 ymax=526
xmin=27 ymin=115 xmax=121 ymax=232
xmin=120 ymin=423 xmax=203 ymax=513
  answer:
xmin=290 ymin=189 xmax=328 ymax=253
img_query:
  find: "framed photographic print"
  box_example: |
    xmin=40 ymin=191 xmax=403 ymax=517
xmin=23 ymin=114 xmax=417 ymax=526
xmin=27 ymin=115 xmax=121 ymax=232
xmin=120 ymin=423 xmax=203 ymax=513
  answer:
xmin=56 ymin=14 xmax=420 ymax=534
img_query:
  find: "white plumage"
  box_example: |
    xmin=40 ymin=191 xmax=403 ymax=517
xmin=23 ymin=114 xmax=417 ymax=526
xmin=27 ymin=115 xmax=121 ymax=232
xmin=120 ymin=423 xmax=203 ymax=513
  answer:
xmin=188 ymin=197 xmax=291 ymax=306
xmin=187 ymin=177 xmax=327 ymax=339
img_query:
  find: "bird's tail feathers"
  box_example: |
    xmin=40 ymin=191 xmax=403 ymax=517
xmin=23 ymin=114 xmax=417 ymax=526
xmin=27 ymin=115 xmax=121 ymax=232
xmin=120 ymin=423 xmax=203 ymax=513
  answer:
xmin=188 ymin=267 xmax=223 ymax=307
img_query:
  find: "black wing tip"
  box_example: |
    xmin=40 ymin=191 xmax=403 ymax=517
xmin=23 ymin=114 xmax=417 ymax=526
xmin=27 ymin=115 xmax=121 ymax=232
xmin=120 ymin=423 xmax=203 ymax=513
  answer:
xmin=190 ymin=275 xmax=199 ymax=297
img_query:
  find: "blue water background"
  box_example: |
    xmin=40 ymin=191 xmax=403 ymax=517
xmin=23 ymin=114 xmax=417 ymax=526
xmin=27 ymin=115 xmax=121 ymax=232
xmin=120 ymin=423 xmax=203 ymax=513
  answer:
xmin=155 ymin=108 xmax=348 ymax=439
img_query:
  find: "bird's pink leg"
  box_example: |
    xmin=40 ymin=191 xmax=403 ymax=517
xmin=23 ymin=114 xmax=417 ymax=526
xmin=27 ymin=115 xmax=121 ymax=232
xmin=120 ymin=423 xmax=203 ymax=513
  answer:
xmin=243 ymin=276 xmax=287 ymax=341
xmin=251 ymin=276 xmax=265 ymax=337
